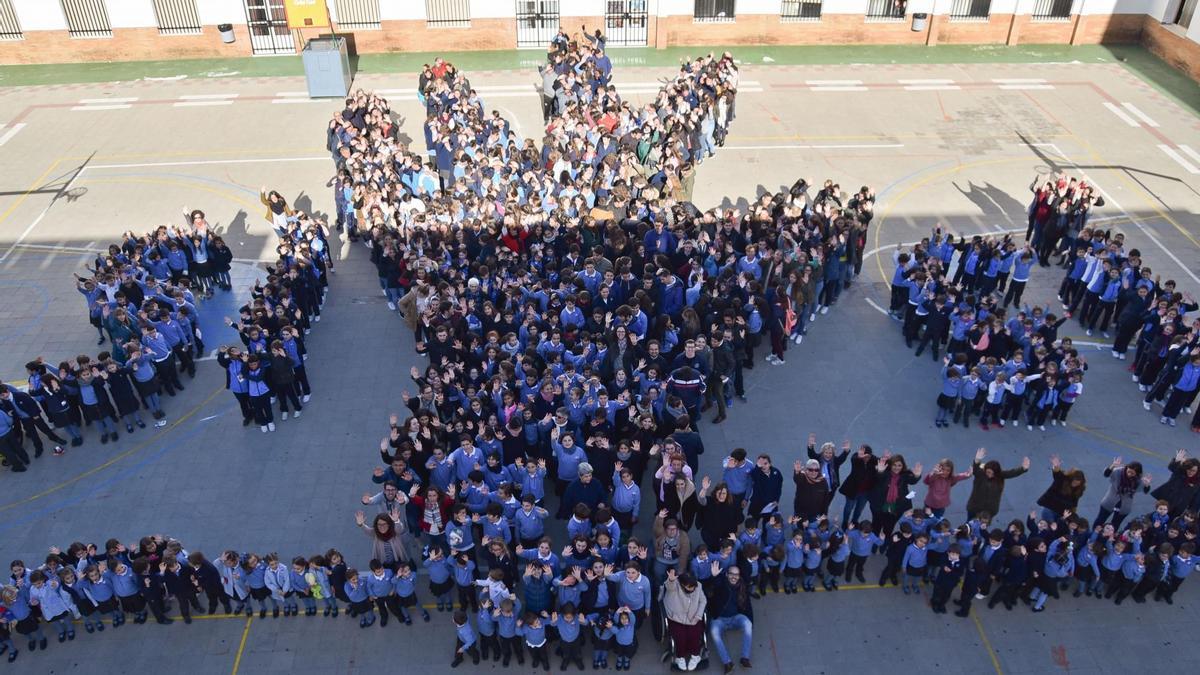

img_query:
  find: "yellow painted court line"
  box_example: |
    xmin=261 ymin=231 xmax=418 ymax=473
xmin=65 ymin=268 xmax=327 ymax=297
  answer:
xmin=972 ymin=612 xmax=1005 ymax=675
xmin=62 ymin=148 xmax=328 ymax=162
xmin=0 ymin=157 xmax=64 ymax=229
xmin=0 ymin=386 xmax=223 ymax=513
xmin=871 ymin=155 xmax=1062 ymax=285
xmin=231 ymin=616 xmax=253 ymax=675
xmin=80 ymin=177 xmax=262 ymax=213
xmin=1068 ymin=422 xmax=1169 ymax=460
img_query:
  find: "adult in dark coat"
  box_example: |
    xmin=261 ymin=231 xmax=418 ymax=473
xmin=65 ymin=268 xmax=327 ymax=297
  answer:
xmin=747 ymin=454 xmax=784 ymax=526
xmin=792 ymin=458 xmax=831 ymax=522
xmin=696 ymin=477 xmax=743 ymax=550
xmin=868 ymin=453 xmax=922 ymax=539
xmin=838 ymin=444 xmax=878 ymax=526
xmin=1150 ymin=450 xmax=1200 ymax=518
xmin=1034 ymin=455 xmax=1087 ymax=521
xmin=806 ymin=435 xmax=850 ymax=512
xmin=558 ymin=463 xmax=608 ymax=518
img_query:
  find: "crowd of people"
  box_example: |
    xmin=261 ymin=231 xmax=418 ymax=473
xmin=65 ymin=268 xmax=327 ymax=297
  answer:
xmin=887 ymin=171 xmax=1200 ymax=433
xmin=4 ymin=26 xmax=1200 ymax=673
xmin=4 ymin=439 xmax=1197 ymax=668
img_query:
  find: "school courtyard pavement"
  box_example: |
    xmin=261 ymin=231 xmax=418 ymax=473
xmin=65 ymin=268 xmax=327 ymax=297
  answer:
xmin=0 ymin=44 xmax=1199 ymax=673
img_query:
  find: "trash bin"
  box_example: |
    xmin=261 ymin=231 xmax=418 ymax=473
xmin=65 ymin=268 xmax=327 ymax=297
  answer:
xmin=218 ymin=23 xmax=235 ymax=44
xmin=302 ymin=37 xmax=352 ymax=98
xmin=911 ymin=13 xmax=928 ymax=32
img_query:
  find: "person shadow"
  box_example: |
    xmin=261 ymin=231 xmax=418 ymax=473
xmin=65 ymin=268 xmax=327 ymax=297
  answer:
xmin=951 ymin=180 xmax=1027 ymax=226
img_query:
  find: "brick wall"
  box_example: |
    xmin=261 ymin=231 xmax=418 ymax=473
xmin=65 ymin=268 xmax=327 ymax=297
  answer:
xmin=0 ymin=12 xmax=1180 ymax=70
xmin=1140 ymin=17 xmax=1200 ymax=83
xmin=0 ymin=25 xmax=254 ymax=64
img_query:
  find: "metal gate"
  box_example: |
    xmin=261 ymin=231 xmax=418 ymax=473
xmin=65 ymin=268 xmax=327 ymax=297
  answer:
xmin=515 ymin=0 xmax=559 ymax=48
xmin=243 ymin=0 xmax=295 ymax=55
xmin=604 ymin=0 xmax=647 ymax=47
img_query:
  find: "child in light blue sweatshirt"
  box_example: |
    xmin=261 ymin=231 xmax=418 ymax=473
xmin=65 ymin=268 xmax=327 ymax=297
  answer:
xmin=783 ymin=528 xmax=805 ymax=594
xmin=802 ymin=537 xmax=825 ymax=592
xmin=611 ymin=606 xmax=638 ymax=671
xmin=452 ymin=610 xmax=481 ymax=667
xmin=901 ymin=534 xmax=930 ymax=594
xmin=424 ymin=545 xmax=456 ymax=612
xmin=391 ymin=560 xmax=431 ymax=624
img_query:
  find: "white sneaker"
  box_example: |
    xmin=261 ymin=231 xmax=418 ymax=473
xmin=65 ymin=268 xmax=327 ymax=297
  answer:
xmin=387 ymin=302 xmax=396 ymax=311
xmin=1132 ymin=374 xmax=1139 ymax=382
xmin=314 ymin=315 xmax=320 ymax=322
xmin=281 ymin=412 xmax=288 ymax=421
xmin=1112 ymin=350 xmax=1120 ymax=358
xmin=1103 ymin=332 xmax=1110 ymax=339
xmin=774 ymin=358 xmax=785 ymax=365
xmin=1118 ymin=353 xmax=1126 ymax=360
xmin=261 ymin=425 xmax=268 ymax=433
xmin=820 ymin=305 xmax=829 ymax=315
xmin=268 ymin=422 xmax=276 ymax=432
xmin=1143 ymin=401 xmax=1152 ymax=411
xmin=809 ymin=313 xmax=816 ymax=322
xmin=1050 ymin=419 xmax=1056 ymax=426
xmin=675 ymin=657 xmax=688 ymax=670
xmin=796 ymin=334 xmax=804 ymax=344
xmin=381 ymin=289 xmax=387 ymax=296
xmin=687 ymin=655 xmax=702 ymax=670
xmin=998 ymin=420 xmax=1005 ymax=427
xmin=1085 ymin=329 xmax=1093 ymax=336
xmin=1039 ymin=425 xmax=1046 ymax=431
xmin=302 ymin=394 xmax=311 ymax=403
xmin=1027 ymin=424 xmax=1033 ymax=431
xmin=155 ymin=419 xmax=167 ymax=428
xmin=765 ymin=355 xmax=777 ymax=364
xmin=974 ymin=593 xmax=986 ymax=600
xmin=1139 ymin=385 xmax=1148 ymax=392
xmin=1186 ymin=407 xmax=1193 ymax=415
xmin=293 ymin=410 xmax=301 ymax=418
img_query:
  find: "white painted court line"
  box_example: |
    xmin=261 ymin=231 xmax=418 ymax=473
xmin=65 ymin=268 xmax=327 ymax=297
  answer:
xmin=806 ymin=80 xmax=863 ymax=85
xmin=1158 ymin=145 xmax=1200 ymax=175
xmin=1179 ymin=145 xmax=1200 ymax=165
xmin=274 ymin=91 xmax=309 ymax=97
xmin=992 ymin=78 xmax=1047 ymax=83
xmin=179 ymin=93 xmax=239 ymax=100
xmin=898 ymin=79 xmax=955 ymax=84
xmin=809 ymin=86 xmax=869 ymax=92
xmin=0 ymin=123 xmax=26 ymax=147
xmin=270 ymin=98 xmax=327 ymax=104
xmin=86 ymin=156 xmax=330 ymax=170
xmin=71 ymin=104 xmax=133 ymax=111
xmin=997 ymin=84 xmax=1055 ymax=90
xmin=904 ymin=84 xmax=960 ymax=91
xmin=1049 ymin=142 xmax=1200 ymax=285
xmin=78 ymin=97 xmax=138 ymax=103
xmin=1102 ymin=102 xmax=1139 ymax=127
xmin=1120 ymin=102 xmax=1158 ymax=128
xmin=173 ymin=100 xmax=235 ymax=107
xmin=723 ymin=143 xmax=904 ymax=150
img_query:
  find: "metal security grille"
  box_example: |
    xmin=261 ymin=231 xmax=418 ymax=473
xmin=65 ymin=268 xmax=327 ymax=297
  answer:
xmin=153 ymin=0 xmax=202 ymax=35
xmin=0 ymin=0 xmax=22 ymax=40
xmin=604 ymin=0 xmax=647 ymax=46
xmin=1031 ymin=0 xmax=1072 ymax=19
xmin=61 ymin=0 xmax=112 ymax=38
xmin=335 ymin=0 xmax=381 ymax=29
xmin=425 ymin=0 xmax=469 ymax=28
xmin=694 ymin=0 xmax=735 ymax=22
xmin=948 ymin=0 xmax=990 ymax=19
xmin=781 ymin=0 xmax=822 ymax=21
xmin=243 ymin=0 xmax=294 ymax=54
xmin=865 ymin=0 xmax=906 ymax=20
xmin=515 ymin=0 xmax=559 ymax=48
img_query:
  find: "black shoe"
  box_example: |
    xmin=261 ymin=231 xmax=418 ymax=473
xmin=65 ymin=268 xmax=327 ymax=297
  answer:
xmin=183 ymin=616 xmax=192 ymax=624
xmin=110 ymin=432 xmax=119 ymax=442
xmin=260 ymin=609 xmax=267 ymax=619
xmin=100 ymin=433 xmax=109 ymax=444
xmin=71 ymin=437 xmax=83 ymax=447
xmin=137 ymin=420 xmax=146 ymax=429
xmin=34 ymin=446 xmax=43 ymax=458
xmin=273 ymin=608 xmax=280 ymax=618
xmin=38 ymin=638 xmax=46 ymax=650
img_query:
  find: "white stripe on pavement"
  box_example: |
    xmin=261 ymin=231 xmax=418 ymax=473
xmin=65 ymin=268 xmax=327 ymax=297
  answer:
xmin=1121 ymin=102 xmax=1158 ymax=128
xmin=71 ymin=104 xmax=132 ymax=111
xmin=87 ymin=156 xmax=330 ymax=170
xmin=173 ymin=100 xmax=234 ymax=107
xmin=78 ymin=97 xmax=138 ymax=103
xmin=992 ymin=78 xmax=1047 ymax=83
xmin=722 ymin=143 xmax=904 ymax=150
xmin=1179 ymin=145 xmax=1200 ymax=165
xmin=0 ymin=123 xmax=26 ymax=147
xmin=997 ymin=84 xmax=1055 ymax=90
xmin=1102 ymin=102 xmax=1139 ymax=127
xmin=178 ymin=93 xmax=239 ymax=100
xmin=809 ymin=86 xmax=869 ymax=92
xmin=1159 ymin=145 xmax=1200 ymax=174
xmin=904 ymin=84 xmax=960 ymax=91
xmin=806 ymin=80 xmax=863 ymax=85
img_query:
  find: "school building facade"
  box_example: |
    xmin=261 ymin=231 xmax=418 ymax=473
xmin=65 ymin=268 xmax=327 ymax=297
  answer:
xmin=0 ymin=1 xmax=1197 ymax=81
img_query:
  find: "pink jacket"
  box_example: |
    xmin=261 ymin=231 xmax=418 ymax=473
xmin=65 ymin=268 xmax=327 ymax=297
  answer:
xmin=922 ymin=471 xmax=972 ymax=510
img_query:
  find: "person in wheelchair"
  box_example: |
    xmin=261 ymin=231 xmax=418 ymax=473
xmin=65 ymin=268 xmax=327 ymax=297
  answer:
xmin=663 ymin=568 xmax=707 ymax=671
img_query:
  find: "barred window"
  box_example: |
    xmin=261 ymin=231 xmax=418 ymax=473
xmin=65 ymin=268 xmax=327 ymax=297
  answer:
xmin=153 ymin=0 xmax=202 ymax=35
xmin=1032 ymin=0 xmax=1073 ymax=19
xmin=426 ymin=0 xmax=470 ymax=28
xmin=335 ymin=0 xmax=381 ymax=29
xmin=694 ymin=0 xmax=736 ymax=22
xmin=60 ymin=0 xmax=112 ymax=38
xmin=781 ymin=0 xmax=822 ymax=22
xmin=948 ymin=0 xmax=991 ymax=20
xmin=0 ymin=0 xmax=22 ymax=41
